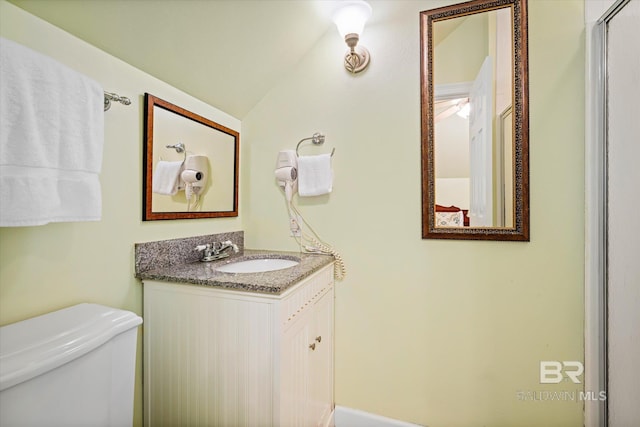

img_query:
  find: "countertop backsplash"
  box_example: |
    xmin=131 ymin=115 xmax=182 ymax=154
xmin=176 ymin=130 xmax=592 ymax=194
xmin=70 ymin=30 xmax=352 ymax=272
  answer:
xmin=135 ymin=231 xmax=244 ymax=276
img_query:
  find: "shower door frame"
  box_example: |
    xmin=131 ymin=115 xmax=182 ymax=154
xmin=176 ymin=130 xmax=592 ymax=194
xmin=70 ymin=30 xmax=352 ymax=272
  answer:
xmin=585 ymin=1 xmax=633 ymax=426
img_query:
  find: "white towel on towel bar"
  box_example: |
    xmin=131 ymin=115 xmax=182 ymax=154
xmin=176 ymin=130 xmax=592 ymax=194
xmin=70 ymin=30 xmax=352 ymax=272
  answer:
xmin=0 ymin=37 xmax=104 ymax=226
xmin=297 ymin=153 xmax=333 ymax=197
xmin=152 ymin=161 xmax=184 ymax=196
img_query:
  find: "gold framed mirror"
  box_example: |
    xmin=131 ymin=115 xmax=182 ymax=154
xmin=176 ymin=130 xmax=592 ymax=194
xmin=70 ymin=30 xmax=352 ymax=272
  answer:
xmin=143 ymin=93 xmax=239 ymax=221
xmin=420 ymin=0 xmax=529 ymax=240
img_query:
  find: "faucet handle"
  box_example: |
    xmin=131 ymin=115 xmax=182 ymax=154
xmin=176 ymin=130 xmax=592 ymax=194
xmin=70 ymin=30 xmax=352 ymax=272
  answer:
xmin=221 ymin=240 xmax=239 ymax=253
xmin=195 ymin=244 xmax=210 ymax=252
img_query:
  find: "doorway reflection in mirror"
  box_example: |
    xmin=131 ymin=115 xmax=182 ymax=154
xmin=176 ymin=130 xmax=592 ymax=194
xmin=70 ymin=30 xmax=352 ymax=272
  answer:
xmin=432 ymin=7 xmax=514 ymax=228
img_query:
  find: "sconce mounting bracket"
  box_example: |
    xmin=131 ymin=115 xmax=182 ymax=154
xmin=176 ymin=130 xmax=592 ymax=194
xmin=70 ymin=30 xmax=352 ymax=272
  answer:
xmin=344 ymin=46 xmax=370 ymax=74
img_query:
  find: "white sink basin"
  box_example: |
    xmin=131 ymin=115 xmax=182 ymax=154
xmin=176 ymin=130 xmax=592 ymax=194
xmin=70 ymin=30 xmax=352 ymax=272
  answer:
xmin=216 ymin=257 xmax=300 ymax=273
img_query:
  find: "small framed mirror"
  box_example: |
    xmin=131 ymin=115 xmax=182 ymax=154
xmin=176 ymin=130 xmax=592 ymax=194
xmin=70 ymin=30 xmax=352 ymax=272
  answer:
xmin=143 ymin=93 xmax=239 ymax=221
xmin=420 ymin=0 xmax=529 ymax=240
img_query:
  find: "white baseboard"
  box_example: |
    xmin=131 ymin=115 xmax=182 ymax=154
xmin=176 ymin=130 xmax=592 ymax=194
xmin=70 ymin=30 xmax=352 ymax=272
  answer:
xmin=334 ymin=406 xmax=425 ymax=427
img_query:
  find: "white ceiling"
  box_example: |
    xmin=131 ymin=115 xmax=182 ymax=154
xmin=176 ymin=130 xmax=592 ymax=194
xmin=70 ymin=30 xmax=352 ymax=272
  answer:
xmin=9 ymin=0 xmax=349 ymax=119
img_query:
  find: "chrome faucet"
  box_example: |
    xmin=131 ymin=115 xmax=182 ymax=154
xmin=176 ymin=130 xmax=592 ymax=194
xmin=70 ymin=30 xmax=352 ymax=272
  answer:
xmin=195 ymin=240 xmax=239 ymax=262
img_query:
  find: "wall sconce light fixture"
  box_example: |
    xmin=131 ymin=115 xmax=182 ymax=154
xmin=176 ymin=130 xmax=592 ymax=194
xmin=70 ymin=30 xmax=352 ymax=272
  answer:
xmin=332 ymin=0 xmax=372 ymax=74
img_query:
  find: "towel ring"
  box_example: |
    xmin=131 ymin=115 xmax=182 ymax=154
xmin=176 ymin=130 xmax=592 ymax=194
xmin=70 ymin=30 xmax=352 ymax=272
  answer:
xmin=166 ymin=142 xmax=187 ymax=162
xmin=296 ymin=132 xmax=335 ymax=157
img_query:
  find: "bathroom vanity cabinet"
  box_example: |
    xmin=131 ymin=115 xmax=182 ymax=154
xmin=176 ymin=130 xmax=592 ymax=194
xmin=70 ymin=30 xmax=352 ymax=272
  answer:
xmin=142 ymin=263 xmax=334 ymax=427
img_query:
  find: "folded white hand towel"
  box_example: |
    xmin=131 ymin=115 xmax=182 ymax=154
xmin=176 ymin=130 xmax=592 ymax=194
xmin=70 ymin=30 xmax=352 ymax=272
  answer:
xmin=0 ymin=37 xmax=104 ymax=226
xmin=152 ymin=161 xmax=184 ymax=196
xmin=297 ymin=153 xmax=333 ymax=197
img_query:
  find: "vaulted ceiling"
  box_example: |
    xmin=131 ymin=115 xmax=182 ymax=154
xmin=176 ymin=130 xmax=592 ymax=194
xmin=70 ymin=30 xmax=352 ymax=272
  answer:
xmin=9 ymin=0 xmax=348 ymax=118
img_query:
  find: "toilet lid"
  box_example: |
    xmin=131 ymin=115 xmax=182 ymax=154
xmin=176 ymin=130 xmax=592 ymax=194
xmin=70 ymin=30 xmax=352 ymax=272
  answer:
xmin=0 ymin=303 xmax=142 ymax=391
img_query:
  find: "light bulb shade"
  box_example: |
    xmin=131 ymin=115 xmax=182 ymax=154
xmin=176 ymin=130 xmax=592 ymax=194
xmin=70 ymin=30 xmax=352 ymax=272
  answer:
xmin=332 ymin=1 xmax=372 ymax=38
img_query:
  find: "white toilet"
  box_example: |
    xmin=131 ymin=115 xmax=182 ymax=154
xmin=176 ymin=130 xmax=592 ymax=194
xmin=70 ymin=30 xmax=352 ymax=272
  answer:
xmin=0 ymin=303 xmax=142 ymax=427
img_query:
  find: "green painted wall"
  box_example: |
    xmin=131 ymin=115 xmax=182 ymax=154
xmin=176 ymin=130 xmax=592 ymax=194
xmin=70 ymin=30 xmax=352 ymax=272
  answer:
xmin=242 ymin=1 xmax=585 ymax=425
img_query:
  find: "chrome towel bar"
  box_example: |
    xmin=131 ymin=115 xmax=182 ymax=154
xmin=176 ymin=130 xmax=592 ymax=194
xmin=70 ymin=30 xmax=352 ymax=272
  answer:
xmin=104 ymin=91 xmax=131 ymax=111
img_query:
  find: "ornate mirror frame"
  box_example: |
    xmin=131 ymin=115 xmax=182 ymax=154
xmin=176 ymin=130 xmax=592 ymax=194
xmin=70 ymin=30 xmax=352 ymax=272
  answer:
xmin=420 ymin=0 xmax=529 ymax=240
xmin=143 ymin=93 xmax=239 ymax=221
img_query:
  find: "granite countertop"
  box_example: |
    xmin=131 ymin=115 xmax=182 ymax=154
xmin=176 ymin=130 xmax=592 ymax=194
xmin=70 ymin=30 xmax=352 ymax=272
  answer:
xmin=136 ymin=249 xmax=334 ymax=295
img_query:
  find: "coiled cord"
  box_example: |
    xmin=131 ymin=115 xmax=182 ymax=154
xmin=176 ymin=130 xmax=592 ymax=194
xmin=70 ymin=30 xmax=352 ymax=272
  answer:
xmin=285 ymin=199 xmax=346 ymax=280
xmin=305 ymin=236 xmax=346 ymax=281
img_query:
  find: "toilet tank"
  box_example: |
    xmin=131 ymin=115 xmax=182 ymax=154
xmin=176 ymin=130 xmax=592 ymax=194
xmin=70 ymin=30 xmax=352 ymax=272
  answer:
xmin=0 ymin=303 xmax=142 ymax=427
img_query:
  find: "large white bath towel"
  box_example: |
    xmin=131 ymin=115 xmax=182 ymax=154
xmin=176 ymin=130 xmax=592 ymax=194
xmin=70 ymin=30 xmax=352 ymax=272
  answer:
xmin=297 ymin=153 xmax=333 ymax=197
xmin=0 ymin=37 xmax=104 ymax=226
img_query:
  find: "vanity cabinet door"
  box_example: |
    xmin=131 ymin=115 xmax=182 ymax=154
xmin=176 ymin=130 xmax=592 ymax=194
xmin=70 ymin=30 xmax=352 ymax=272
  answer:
xmin=281 ymin=307 xmax=313 ymax=426
xmin=309 ymin=289 xmax=334 ymax=426
xmin=280 ymin=280 xmax=334 ymax=427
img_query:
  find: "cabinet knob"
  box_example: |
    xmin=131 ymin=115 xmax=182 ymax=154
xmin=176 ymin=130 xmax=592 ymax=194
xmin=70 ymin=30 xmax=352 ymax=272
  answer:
xmin=315 ymin=336 xmax=322 ymax=343
xmin=309 ymin=343 xmax=316 ymax=351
